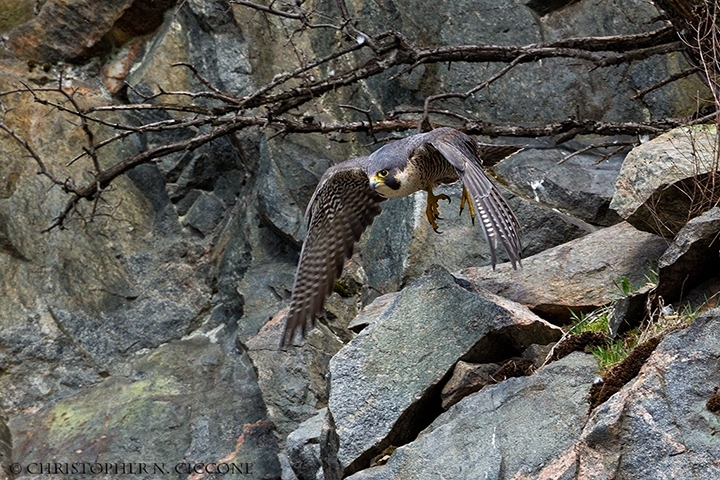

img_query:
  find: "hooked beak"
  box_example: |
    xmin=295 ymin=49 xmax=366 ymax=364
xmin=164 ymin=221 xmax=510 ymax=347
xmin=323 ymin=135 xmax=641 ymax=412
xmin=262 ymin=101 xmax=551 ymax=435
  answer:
xmin=369 ymin=176 xmax=387 ymax=197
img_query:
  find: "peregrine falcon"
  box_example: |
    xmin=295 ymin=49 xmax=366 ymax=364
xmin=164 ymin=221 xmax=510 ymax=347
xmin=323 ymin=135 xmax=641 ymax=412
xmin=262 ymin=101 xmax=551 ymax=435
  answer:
xmin=281 ymin=127 xmax=522 ymax=346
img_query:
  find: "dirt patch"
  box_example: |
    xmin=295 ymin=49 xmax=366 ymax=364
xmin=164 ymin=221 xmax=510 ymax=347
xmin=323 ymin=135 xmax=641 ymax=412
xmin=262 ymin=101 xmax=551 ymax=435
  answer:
xmin=493 ymin=358 xmax=535 ymax=381
xmin=550 ymin=331 xmax=609 ymax=362
xmin=589 ymin=336 xmax=662 ymax=410
xmin=707 ymin=387 xmax=720 ymax=413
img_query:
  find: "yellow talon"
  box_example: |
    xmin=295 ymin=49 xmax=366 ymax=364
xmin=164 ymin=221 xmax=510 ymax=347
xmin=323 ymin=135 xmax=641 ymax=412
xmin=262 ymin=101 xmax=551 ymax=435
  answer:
xmin=459 ymin=185 xmax=476 ymax=225
xmin=425 ymin=188 xmax=450 ymax=233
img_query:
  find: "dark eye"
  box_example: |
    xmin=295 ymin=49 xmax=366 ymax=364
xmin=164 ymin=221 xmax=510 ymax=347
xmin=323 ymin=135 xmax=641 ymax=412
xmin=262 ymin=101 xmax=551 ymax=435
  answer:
xmin=377 ymin=169 xmax=389 ymax=178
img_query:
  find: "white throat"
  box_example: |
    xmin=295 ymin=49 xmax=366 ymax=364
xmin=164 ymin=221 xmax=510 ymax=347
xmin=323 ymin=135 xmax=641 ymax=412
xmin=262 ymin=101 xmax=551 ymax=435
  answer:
xmin=375 ymin=167 xmax=423 ymax=198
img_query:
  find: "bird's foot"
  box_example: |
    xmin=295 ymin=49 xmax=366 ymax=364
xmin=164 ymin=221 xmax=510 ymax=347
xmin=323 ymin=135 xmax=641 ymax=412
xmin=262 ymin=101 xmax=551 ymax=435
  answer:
xmin=425 ymin=188 xmax=450 ymax=233
xmin=459 ymin=185 xmax=476 ymax=225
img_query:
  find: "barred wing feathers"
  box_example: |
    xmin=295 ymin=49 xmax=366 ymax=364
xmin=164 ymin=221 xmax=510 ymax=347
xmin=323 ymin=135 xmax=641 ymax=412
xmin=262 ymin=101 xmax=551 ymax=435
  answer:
xmin=430 ymin=132 xmax=522 ymax=269
xmin=281 ymin=163 xmax=385 ymax=346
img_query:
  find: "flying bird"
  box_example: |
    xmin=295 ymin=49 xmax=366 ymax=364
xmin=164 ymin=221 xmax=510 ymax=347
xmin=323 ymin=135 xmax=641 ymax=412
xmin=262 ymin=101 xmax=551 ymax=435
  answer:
xmin=281 ymin=127 xmax=522 ymax=346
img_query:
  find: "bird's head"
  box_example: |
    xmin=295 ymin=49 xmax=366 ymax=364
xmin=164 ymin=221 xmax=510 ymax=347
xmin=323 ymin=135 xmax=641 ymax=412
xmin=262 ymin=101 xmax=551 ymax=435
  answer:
xmin=369 ymin=166 xmax=405 ymax=197
xmin=366 ymin=140 xmax=421 ymax=198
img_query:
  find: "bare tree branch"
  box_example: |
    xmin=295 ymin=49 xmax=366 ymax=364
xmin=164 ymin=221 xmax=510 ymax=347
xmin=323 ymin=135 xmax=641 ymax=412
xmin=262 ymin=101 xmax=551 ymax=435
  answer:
xmin=56 ymin=79 xmax=101 ymax=173
xmin=422 ymin=54 xmax=528 ymax=125
xmin=0 ymin=102 xmax=73 ymax=190
xmin=172 ymin=62 xmax=244 ymax=104
xmin=229 ymin=0 xmax=304 ymax=20
xmin=0 ymin=0 xmax=706 ymax=231
xmin=632 ymin=66 xmax=701 ymax=100
xmin=537 ymin=24 xmax=678 ymax=51
xmin=269 ymin=116 xmax=683 ymax=137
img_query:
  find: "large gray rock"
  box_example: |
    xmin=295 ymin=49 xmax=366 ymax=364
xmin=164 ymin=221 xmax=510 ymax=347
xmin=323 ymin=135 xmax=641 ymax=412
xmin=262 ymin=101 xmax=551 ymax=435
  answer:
xmin=286 ymin=408 xmax=327 ymax=480
xmin=610 ymin=125 xmax=720 ymax=237
xmin=576 ymin=309 xmax=720 ymax=479
xmin=326 ymin=267 xmax=563 ymax=476
xmin=356 ymin=180 xmax=595 ymax=308
xmin=656 ymin=207 xmax=720 ymax=301
xmin=494 ymin=142 xmax=624 ymax=226
xmin=460 ymin=222 xmax=668 ymax=323
xmin=182 ymin=191 xmax=226 ymax=236
xmin=246 ymin=309 xmax=345 ymax=440
xmin=439 ymin=360 xmax=500 ymax=410
xmin=9 ymin=335 xmax=281 ymax=479
xmin=346 ymin=352 xmax=598 ymax=480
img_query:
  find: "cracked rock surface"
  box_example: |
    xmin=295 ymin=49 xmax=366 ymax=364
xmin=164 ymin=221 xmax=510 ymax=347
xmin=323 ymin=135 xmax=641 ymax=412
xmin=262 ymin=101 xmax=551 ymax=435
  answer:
xmin=346 ymin=352 xmax=598 ymax=480
xmin=326 ymin=267 xmax=562 ymax=476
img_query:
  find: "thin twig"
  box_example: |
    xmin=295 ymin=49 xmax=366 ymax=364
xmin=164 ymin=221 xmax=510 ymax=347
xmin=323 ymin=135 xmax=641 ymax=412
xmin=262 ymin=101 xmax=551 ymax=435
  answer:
xmin=0 ymin=104 xmax=71 ymax=189
xmin=631 ymin=66 xmax=701 ymax=100
xmin=57 ymin=81 xmax=101 ymax=173
xmin=339 ymin=104 xmax=376 ymax=139
xmin=422 ymin=54 xmax=527 ymax=125
xmin=172 ymin=62 xmax=243 ymax=104
xmin=229 ymin=0 xmax=303 ymax=20
xmin=557 ymin=141 xmax=636 ymax=164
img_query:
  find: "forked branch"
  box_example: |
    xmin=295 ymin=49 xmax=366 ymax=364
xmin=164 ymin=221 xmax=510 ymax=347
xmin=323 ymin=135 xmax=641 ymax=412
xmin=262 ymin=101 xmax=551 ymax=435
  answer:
xmin=0 ymin=0 xmax=707 ymax=231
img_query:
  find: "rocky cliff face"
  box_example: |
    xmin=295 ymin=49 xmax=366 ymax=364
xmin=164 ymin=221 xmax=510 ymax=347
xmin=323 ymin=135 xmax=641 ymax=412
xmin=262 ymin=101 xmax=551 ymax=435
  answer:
xmin=0 ymin=1 xmax=718 ymax=480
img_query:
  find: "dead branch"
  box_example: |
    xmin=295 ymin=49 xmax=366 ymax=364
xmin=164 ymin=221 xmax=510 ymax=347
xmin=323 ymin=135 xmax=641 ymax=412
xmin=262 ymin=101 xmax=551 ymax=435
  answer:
xmin=422 ymin=54 xmax=528 ymax=125
xmin=56 ymin=79 xmax=101 ymax=173
xmin=558 ymin=141 xmax=637 ymax=165
xmin=631 ymin=66 xmax=701 ymax=100
xmin=230 ymin=0 xmax=304 ymax=21
xmin=533 ymin=25 xmax=677 ymax=51
xmin=0 ymin=0 xmax=707 ymax=231
xmin=0 ymin=103 xmax=73 ymax=190
xmin=270 ymin=116 xmax=683 ymax=137
xmin=171 ymin=63 xmax=244 ymax=104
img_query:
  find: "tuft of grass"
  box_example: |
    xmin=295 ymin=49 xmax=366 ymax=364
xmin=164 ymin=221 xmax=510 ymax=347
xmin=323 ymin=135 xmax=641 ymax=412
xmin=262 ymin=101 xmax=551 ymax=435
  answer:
xmin=644 ymin=265 xmax=659 ymax=287
xmin=333 ymin=280 xmax=351 ymax=297
xmin=589 ymin=301 xmax=700 ymax=373
xmin=568 ymin=306 xmax=611 ymax=335
xmin=591 ymin=337 xmax=638 ymax=372
xmin=636 ymin=302 xmax=699 ymax=345
xmin=556 ymin=270 xmax=709 ymax=374
xmin=612 ymin=276 xmax=635 ymax=297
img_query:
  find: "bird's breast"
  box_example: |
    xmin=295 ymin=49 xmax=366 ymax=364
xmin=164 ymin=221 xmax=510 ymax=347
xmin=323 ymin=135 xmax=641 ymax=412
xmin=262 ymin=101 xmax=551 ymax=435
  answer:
xmin=384 ymin=164 xmax=426 ymax=198
xmin=413 ymin=151 xmax=458 ymax=186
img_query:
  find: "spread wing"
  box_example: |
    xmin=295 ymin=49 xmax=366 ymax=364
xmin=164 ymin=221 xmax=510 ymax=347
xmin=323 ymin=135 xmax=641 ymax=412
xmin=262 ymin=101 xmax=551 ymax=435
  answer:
xmin=429 ymin=130 xmax=522 ymax=269
xmin=282 ymin=162 xmax=385 ymax=346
